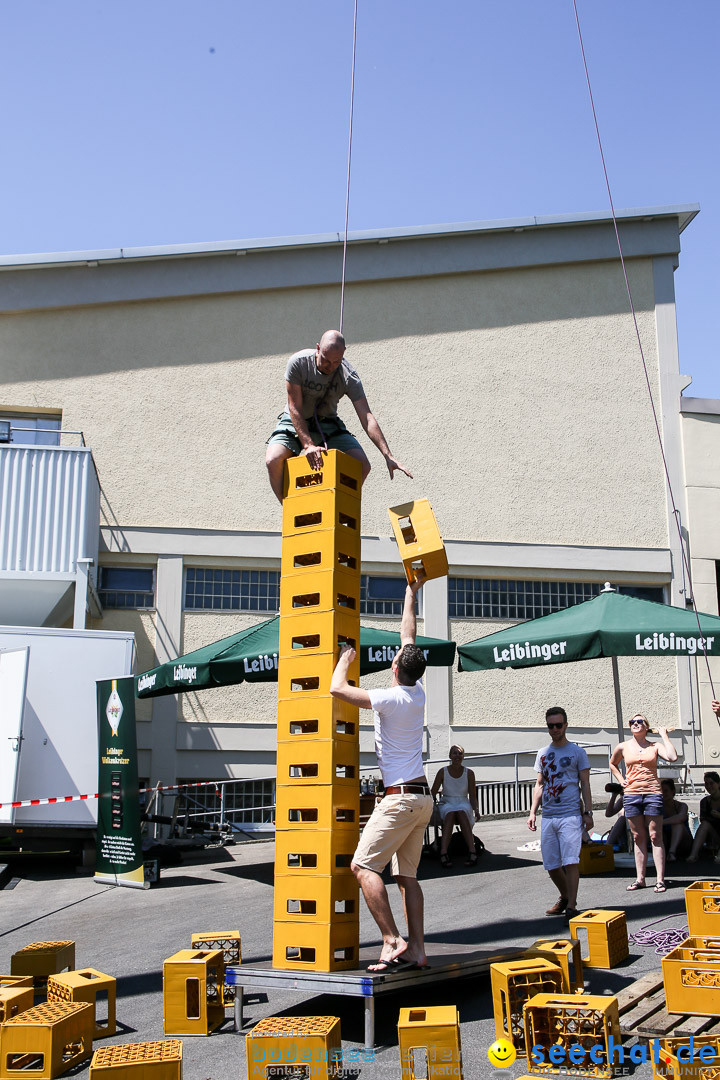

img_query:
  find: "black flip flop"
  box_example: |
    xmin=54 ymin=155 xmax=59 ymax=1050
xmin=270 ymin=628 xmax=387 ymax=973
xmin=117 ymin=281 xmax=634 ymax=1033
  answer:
xmin=387 ymin=956 xmax=429 ymax=972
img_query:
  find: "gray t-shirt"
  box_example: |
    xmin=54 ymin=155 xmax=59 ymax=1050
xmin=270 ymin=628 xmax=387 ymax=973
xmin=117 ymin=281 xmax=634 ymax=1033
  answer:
xmin=283 ymin=349 xmax=365 ymax=420
xmin=533 ymin=741 xmax=590 ymax=818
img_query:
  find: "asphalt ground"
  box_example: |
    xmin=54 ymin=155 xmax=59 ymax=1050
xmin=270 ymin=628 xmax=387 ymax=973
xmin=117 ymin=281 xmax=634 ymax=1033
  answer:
xmin=0 ymin=814 xmax=716 ymax=1080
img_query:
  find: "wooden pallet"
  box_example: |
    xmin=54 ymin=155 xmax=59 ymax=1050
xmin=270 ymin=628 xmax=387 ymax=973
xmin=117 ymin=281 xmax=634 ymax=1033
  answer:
xmin=618 ymin=972 xmax=720 ymax=1040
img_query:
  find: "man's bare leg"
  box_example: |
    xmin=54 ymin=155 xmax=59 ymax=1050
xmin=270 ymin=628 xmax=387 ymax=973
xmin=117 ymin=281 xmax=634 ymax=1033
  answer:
xmin=265 ymin=444 xmax=295 ymax=503
xmin=391 ymin=876 xmax=427 ymax=967
xmin=353 ymin=865 xmax=405 ymax=970
xmin=548 ymin=866 xmax=568 ymax=900
xmin=563 ymin=864 xmax=579 ymax=908
xmin=343 ymin=445 xmax=372 ymax=484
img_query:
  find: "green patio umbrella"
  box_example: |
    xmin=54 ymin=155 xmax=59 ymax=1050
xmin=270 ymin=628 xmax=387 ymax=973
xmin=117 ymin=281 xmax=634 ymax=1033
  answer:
xmin=457 ymin=585 xmax=720 ymax=741
xmin=136 ymin=616 xmax=456 ymax=698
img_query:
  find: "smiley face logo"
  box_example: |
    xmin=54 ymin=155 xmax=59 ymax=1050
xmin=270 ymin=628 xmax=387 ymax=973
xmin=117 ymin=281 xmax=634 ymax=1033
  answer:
xmin=487 ymin=1038 xmax=516 ymax=1068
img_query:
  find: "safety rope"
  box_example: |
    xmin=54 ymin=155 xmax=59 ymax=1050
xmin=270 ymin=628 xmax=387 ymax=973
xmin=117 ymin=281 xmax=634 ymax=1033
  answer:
xmin=628 ymin=911 xmax=689 ymax=955
xmin=339 ymin=0 xmax=358 ymax=335
xmin=571 ymin=0 xmax=716 ymax=703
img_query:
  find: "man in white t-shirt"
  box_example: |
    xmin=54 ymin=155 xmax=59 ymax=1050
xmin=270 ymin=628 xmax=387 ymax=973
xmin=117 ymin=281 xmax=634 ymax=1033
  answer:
xmin=330 ymin=573 xmax=433 ymax=973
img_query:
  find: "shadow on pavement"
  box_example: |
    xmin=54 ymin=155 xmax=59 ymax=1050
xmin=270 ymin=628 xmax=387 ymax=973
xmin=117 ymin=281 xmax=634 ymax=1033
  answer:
xmin=215 ymin=862 xmax=275 ymax=887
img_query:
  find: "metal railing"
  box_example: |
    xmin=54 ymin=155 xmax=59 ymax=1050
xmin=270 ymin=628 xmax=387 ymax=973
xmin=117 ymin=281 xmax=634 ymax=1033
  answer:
xmin=144 ymin=739 xmax=615 ymax=838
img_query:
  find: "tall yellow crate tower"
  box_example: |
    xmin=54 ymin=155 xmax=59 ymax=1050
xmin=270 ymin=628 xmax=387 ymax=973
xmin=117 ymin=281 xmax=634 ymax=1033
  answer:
xmin=273 ymin=450 xmax=362 ymax=972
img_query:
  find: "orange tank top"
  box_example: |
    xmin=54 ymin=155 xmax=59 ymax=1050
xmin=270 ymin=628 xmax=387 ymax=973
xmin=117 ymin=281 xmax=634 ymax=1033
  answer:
xmin=624 ymin=742 xmax=661 ymax=793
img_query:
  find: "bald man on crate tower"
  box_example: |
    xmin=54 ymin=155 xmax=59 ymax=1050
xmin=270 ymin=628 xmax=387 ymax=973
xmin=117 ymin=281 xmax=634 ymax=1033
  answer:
xmin=265 ymin=329 xmax=412 ymax=501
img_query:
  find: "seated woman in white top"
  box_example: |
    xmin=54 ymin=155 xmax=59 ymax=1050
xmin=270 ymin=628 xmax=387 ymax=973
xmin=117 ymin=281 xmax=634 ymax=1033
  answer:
xmin=430 ymin=745 xmax=480 ymax=867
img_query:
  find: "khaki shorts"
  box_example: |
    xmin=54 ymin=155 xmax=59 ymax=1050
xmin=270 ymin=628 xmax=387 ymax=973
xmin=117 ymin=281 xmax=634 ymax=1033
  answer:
xmin=353 ymin=793 xmax=434 ymax=878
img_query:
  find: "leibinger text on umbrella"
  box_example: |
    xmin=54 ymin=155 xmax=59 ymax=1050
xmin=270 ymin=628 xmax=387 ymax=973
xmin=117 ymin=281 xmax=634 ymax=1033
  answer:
xmin=173 ymin=664 xmax=198 ymax=683
xmin=635 ymin=633 xmax=715 ymax=655
xmin=493 ymin=641 xmax=568 ymax=664
xmin=244 ymin=654 xmax=279 ymax=673
xmin=367 ymin=646 xmax=430 ymax=662
xmin=137 ymin=673 xmax=157 ymax=692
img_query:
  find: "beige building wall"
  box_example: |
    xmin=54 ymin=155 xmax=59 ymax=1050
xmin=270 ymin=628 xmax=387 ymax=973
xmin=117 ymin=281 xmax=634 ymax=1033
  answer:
xmin=681 ymin=401 xmax=720 ymax=763
xmin=0 ymin=260 xmax=667 ymax=547
xmin=1 ymin=208 xmax=700 ymax=784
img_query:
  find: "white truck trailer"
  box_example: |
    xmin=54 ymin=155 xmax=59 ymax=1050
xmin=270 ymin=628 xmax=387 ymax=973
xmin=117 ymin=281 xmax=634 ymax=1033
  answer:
xmin=0 ymin=625 xmax=135 ymax=853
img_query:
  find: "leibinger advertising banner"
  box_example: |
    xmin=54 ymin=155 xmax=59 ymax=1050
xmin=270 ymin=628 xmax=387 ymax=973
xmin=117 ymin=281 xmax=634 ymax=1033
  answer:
xmin=95 ymin=676 xmax=147 ymax=889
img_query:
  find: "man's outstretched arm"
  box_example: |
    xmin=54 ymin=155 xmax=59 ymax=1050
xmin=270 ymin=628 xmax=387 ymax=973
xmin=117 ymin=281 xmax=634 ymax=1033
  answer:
xmin=286 ymin=382 xmax=325 ymax=470
xmin=330 ymin=647 xmax=372 ymax=709
xmin=400 ymin=573 xmax=426 ymax=647
xmin=352 ymin=396 xmax=412 ymax=480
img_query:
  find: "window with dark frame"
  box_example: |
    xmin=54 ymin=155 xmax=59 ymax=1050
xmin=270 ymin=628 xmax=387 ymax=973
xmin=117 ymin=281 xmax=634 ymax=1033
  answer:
xmin=184 ymin=568 xmax=281 ymax=612
xmin=98 ymin=567 xmax=155 ymax=609
xmin=360 ymin=574 xmax=413 ymax=616
xmin=448 ymin=578 xmax=665 ymax=620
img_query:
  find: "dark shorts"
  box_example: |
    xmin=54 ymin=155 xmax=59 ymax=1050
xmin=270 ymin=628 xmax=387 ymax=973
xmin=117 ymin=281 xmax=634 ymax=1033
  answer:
xmin=266 ymin=413 xmax=362 ymax=455
xmin=624 ymin=792 xmax=664 ymax=819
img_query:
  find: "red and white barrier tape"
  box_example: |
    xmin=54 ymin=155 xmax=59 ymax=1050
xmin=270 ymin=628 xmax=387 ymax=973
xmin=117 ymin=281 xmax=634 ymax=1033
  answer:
xmin=0 ymin=779 xmax=222 ymax=811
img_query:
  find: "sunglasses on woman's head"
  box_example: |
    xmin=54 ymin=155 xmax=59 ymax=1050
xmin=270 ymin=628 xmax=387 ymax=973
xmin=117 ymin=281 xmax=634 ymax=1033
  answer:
xmin=630 ymin=719 xmax=645 ymax=727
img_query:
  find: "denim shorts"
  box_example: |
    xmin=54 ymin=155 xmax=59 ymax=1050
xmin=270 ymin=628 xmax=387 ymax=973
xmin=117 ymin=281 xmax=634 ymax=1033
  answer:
xmin=623 ymin=792 xmax=664 ymax=819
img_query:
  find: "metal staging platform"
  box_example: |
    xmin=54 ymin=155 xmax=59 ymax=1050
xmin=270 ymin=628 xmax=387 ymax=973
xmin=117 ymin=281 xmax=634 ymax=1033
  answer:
xmin=226 ymin=942 xmax=522 ymax=1049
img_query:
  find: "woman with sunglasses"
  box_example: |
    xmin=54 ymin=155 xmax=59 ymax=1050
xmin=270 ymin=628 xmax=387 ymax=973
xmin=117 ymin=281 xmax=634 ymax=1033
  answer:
xmin=609 ymin=714 xmax=678 ymax=893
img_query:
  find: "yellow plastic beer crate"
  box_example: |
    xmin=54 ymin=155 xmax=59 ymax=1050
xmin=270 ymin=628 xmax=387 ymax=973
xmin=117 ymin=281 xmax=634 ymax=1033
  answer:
xmin=190 ymin=932 xmax=241 ymax=966
xmin=281 ymin=487 xmax=361 ymax=538
xmin=650 ymin=1035 xmax=720 ymax=1080
xmin=275 ymin=784 xmax=359 ymax=833
xmin=398 ymin=1005 xmax=463 ymax=1080
xmin=47 ymin=968 xmax=117 ymax=1039
xmin=567 ymin=910 xmax=628 ymax=968
xmin=11 ymin=941 xmax=75 ymax=983
xmin=190 ymin=932 xmax=240 ymax=1007
xmin=89 ymin=1040 xmax=182 ymax=1079
xmin=276 ymin=695 xmax=358 ymax=745
xmin=246 ymin=1015 xmax=341 ymax=1079
xmin=388 ymin=499 xmax=448 ymax=584
xmin=279 ymin=567 xmax=360 ymax=618
xmin=491 ymin=959 xmax=564 ymax=1050
xmin=522 ymin=993 xmax=621 ymax=1079
xmin=686 ymin=881 xmax=720 ymax=936
xmin=525 ymin=939 xmax=584 ymax=994
xmin=276 ymin=739 xmax=359 ymax=788
xmin=273 ymin=874 xmax=360 ymax=925
xmin=677 ymin=935 xmax=720 ymax=951
xmin=278 ymin=608 xmax=360 ymax=662
xmin=162 ymin=949 xmax=224 ymax=1036
xmin=276 ymin=649 xmax=360 ymax=699
xmin=280 ymin=527 xmax=361 ymax=580
xmin=662 ymin=945 xmax=720 ymax=1016
xmin=578 ymin=842 xmax=615 ymax=875
xmin=274 ymin=829 xmax=356 ymax=879
xmin=272 ymin=921 xmax=359 ymax=972
xmin=0 ymin=1000 xmax=93 ymax=1079
xmin=0 ymin=984 xmax=34 ymax=1023
xmin=283 ymin=449 xmax=362 ymax=500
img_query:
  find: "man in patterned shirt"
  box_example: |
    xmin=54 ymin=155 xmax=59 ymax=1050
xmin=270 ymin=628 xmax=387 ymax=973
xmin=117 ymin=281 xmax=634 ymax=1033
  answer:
xmin=527 ymin=707 xmax=593 ymax=919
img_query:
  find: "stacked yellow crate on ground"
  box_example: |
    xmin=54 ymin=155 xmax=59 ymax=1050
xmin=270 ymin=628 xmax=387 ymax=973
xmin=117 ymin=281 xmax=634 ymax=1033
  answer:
xmin=273 ymin=451 xmax=362 ymax=972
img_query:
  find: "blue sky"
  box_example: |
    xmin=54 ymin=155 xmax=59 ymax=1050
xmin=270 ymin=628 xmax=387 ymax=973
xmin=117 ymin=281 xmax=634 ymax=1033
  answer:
xmin=2 ymin=1 xmax=718 ymax=396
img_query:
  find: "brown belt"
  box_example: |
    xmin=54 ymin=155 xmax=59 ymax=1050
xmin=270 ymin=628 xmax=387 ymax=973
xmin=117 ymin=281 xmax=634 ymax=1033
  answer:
xmin=383 ymin=784 xmax=430 ymax=796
